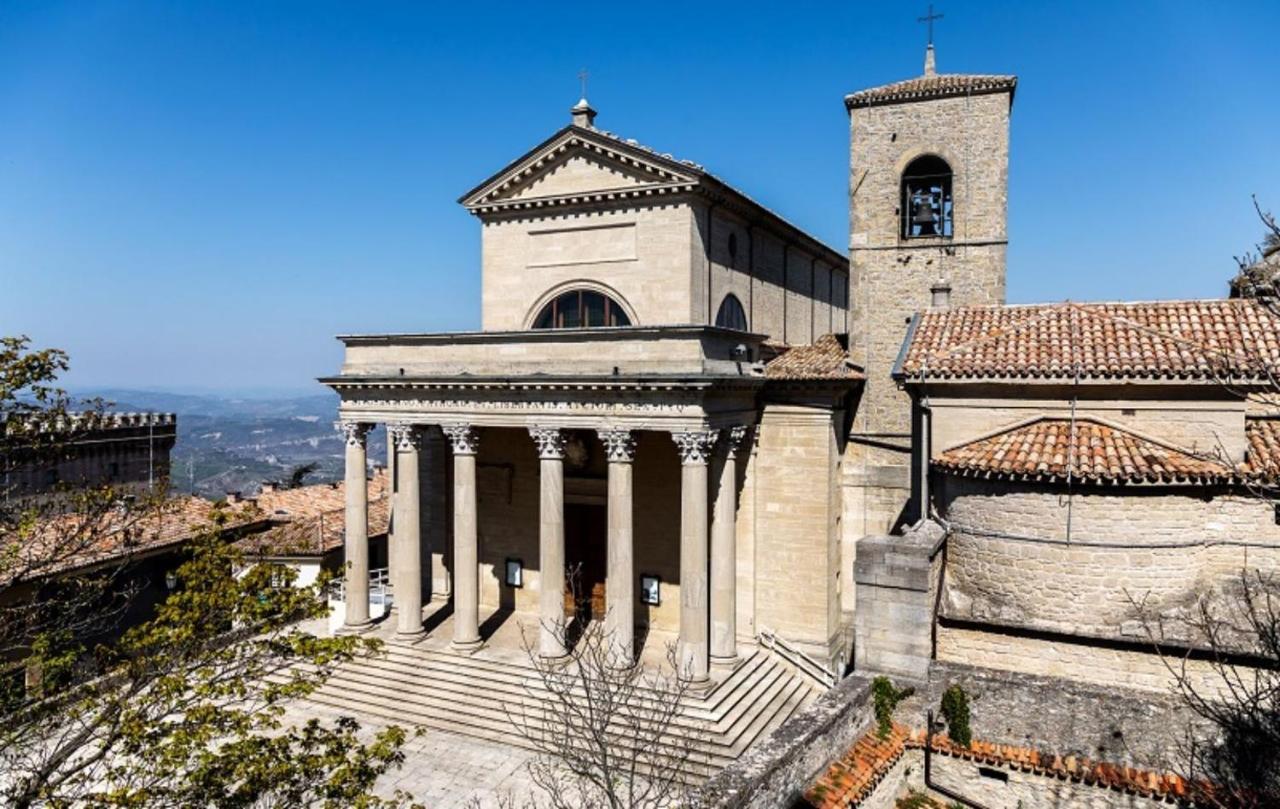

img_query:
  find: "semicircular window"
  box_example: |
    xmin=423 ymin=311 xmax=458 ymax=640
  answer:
xmin=714 ymin=294 xmax=748 ymax=331
xmin=532 ymin=289 xmax=633 ymax=329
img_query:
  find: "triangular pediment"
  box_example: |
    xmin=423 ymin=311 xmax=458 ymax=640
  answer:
xmin=460 ymin=127 xmax=701 ymax=210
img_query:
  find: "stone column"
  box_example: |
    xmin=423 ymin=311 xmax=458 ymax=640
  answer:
xmin=529 ymin=427 xmax=567 ymax=658
xmin=341 ymin=421 xmax=372 ymax=630
xmin=711 ymin=425 xmax=748 ymax=667
xmin=600 ymin=428 xmax=636 ymax=667
xmin=672 ymin=429 xmax=718 ymax=684
xmin=389 ymin=422 xmax=424 ymax=638
xmin=444 ymin=424 xmax=482 ymax=651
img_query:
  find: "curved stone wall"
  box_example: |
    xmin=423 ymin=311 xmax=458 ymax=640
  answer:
xmin=938 ymin=475 xmax=1280 ymax=647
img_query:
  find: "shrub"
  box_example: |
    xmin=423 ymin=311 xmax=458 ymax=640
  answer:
xmin=871 ymin=675 xmax=914 ymax=739
xmin=940 ymin=683 xmax=972 ymax=747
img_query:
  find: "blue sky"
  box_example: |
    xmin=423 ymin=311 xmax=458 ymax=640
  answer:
xmin=1 ymin=1 xmax=1276 ymax=392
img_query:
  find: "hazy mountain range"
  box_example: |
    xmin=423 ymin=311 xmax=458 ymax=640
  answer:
xmin=73 ymin=388 xmax=388 ymax=498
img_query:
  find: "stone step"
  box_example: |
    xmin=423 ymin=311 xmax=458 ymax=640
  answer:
xmin=291 ymin=640 xmax=821 ymax=783
xmin=367 ymin=646 xmax=787 ymax=732
xmin=301 ymin=685 xmax=722 ymax=781
xmin=316 ymin=652 xmax=797 ymax=746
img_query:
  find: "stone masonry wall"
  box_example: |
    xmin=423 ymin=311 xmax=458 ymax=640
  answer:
xmin=939 ymin=476 xmax=1280 ymax=645
xmin=849 ymin=89 xmax=1011 ymax=440
xmin=753 ymin=404 xmax=845 ymax=665
xmin=698 ymin=204 xmax=849 ymax=344
xmin=481 ymin=202 xmax=696 ymax=330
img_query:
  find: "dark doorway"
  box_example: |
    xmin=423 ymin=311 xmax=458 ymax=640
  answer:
xmin=564 ymin=503 xmax=607 ymax=623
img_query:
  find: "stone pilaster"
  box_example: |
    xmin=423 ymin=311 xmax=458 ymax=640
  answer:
xmin=443 ymin=424 xmax=482 ymax=651
xmin=672 ymin=429 xmax=718 ymax=684
xmin=600 ymin=428 xmax=637 ymax=667
xmin=529 ymin=426 xmax=567 ymax=658
xmin=341 ymin=421 xmax=372 ymax=631
xmin=711 ymin=425 xmax=747 ymax=666
xmin=388 ymin=422 xmax=424 ymax=638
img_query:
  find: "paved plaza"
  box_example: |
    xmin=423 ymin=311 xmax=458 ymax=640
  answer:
xmin=285 ymin=701 xmax=542 ymax=808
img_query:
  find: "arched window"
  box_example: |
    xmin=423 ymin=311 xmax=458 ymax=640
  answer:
xmin=901 ymin=155 xmax=953 ymax=239
xmin=715 ymin=294 xmax=748 ymax=331
xmin=532 ymin=289 xmax=632 ymax=329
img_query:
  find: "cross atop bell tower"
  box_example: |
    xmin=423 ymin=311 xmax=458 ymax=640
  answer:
xmin=918 ymin=3 xmax=943 ymax=75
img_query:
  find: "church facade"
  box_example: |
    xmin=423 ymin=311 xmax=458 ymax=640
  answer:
xmin=325 ymin=46 xmax=1279 ymax=706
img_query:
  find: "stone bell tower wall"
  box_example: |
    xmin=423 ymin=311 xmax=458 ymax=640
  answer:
xmin=848 ymin=88 xmax=1011 ymax=438
xmin=843 ymin=83 xmax=1012 ymax=538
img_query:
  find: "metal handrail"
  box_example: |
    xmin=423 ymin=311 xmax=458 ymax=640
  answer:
xmin=757 ymin=626 xmax=837 ymax=689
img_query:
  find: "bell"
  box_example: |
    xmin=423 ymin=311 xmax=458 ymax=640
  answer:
xmin=912 ymin=193 xmax=936 ymax=225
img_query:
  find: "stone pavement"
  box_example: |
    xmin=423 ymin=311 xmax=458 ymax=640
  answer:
xmin=283 ymin=700 xmax=542 ymax=808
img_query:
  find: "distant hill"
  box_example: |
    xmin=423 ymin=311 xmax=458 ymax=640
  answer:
xmin=73 ymin=388 xmax=388 ymax=498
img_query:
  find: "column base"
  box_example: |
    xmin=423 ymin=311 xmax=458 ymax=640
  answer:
xmin=450 ymin=637 xmax=484 ymax=654
xmin=393 ymin=628 xmax=428 ymax=642
xmin=338 ymin=620 xmax=375 ymax=635
xmin=710 ymin=654 xmax=742 ymax=671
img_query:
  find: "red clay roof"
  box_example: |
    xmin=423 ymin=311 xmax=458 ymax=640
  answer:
xmin=934 ymin=417 xmax=1232 ymax=485
xmin=236 ymin=471 xmax=391 ymax=558
xmin=845 ymin=73 xmax=1016 ymax=108
xmin=764 ymin=334 xmax=865 ymax=382
xmin=7 ymin=496 xmax=267 ymax=584
xmin=806 ymin=722 xmax=1194 ymax=808
xmin=898 ymin=299 xmax=1280 ymax=382
xmin=1244 ymin=417 xmax=1280 ymax=478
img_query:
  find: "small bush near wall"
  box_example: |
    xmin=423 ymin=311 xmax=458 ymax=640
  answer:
xmin=872 ymin=676 xmax=914 ymax=739
xmin=940 ymin=684 xmax=971 ymax=747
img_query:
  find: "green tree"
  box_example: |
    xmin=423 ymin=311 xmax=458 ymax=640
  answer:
xmin=0 ymin=336 xmax=418 ymax=808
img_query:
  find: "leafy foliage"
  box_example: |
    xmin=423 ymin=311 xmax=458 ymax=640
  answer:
xmin=871 ymin=676 xmax=913 ymax=740
xmin=0 ymin=335 xmax=419 ymax=808
xmin=939 ymin=684 xmax=972 ymax=747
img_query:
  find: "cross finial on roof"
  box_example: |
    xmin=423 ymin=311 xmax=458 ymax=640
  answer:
xmin=918 ymin=4 xmax=943 ymax=47
xmin=918 ymin=4 xmax=943 ymax=75
xmin=571 ymin=68 xmax=597 ymax=128
xmin=578 ymin=68 xmax=589 ymax=102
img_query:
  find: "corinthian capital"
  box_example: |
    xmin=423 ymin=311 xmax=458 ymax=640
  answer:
xmin=672 ymin=429 xmax=719 ymax=465
xmin=528 ymin=426 xmax=566 ymax=460
xmin=598 ymin=429 xmax=636 ymax=463
xmin=725 ymin=425 xmax=751 ymax=459
xmin=442 ymin=423 xmax=479 ymax=455
xmin=388 ymin=422 xmax=423 ymax=452
xmin=338 ymin=421 xmax=372 ymax=448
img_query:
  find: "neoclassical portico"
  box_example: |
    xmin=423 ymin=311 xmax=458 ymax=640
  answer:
xmin=330 ymin=327 xmax=766 ymax=678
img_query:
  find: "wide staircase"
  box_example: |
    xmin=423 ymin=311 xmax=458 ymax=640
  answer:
xmin=297 ymin=640 xmax=824 ymax=781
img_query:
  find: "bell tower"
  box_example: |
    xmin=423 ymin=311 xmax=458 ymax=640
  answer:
xmin=843 ymin=46 xmax=1016 ymax=532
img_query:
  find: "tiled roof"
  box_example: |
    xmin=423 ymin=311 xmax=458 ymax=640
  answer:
xmin=804 ymin=724 xmax=910 ymax=808
xmin=806 ymin=723 xmax=1194 ymax=808
xmin=934 ymin=417 xmax=1232 ymax=485
xmin=845 ymin=73 xmax=1016 ymax=108
xmin=236 ymin=471 xmax=391 ymax=558
xmin=6 ymin=497 xmax=268 ymax=584
xmin=899 ymin=299 xmax=1280 ymax=382
xmin=1244 ymin=417 xmax=1280 ymax=478
xmin=237 ymin=498 xmax=390 ymax=558
xmin=764 ymin=334 xmax=865 ymax=381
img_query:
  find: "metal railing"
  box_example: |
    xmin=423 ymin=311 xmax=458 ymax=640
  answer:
xmin=328 ymin=567 xmax=393 ymax=609
xmin=757 ymin=626 xmax=837 ymax=689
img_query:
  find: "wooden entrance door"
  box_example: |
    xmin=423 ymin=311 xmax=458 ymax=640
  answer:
xmin=564 ymin=503 xmax=607 ymax=622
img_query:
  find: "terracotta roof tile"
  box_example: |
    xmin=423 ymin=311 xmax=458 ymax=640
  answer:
xmin=845 ymin=73 xmax=1016 ymax=108
xmin=236 ymin=471 xmax=391 ymax=558
xmin=764 ymin=334 xmax=865 ymax=381
xmin=899 ymin=299 xmax=1280 ymax=382
xmin=1244 ymin=417 xmax=1280 ymax=478
xmin=934 ymin=417 xmax=1232 ymax=485
xmin=807 ymin=722 xmax=1196 ymax=808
